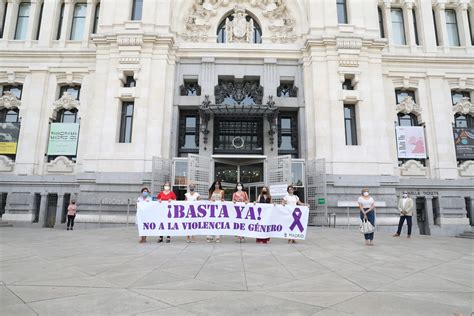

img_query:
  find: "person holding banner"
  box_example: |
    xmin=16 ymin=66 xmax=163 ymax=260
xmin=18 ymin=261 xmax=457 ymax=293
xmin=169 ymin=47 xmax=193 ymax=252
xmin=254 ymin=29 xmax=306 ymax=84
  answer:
xmin=137 ymin=187 xmax=152 ymax=243
xmin=233 ymin=182 xmax=249 ymax=243
xmin=256 ymin=186 xmax=272 ymax=244
xmin=185 ymin=184 xmax=200 ymax=243
xmin=207 ymin=181 xmax=224 ymax=243
xmin=157 ymin=182 xmax=177 ymax=243
xmin=283 ymin=185 xmax=307 ymax=244
xmin=358 ymin=188 xmax=376 ymax=246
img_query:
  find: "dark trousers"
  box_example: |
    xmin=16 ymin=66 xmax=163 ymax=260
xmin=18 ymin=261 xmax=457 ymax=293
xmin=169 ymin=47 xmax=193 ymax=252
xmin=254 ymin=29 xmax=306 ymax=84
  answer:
xmin=396 ymin=215 xmax=412 ymax=236
xmin=360 ymin=210 xmax=375 ymax=241
xmin=67 ymin=215 xmax=75 ymax=228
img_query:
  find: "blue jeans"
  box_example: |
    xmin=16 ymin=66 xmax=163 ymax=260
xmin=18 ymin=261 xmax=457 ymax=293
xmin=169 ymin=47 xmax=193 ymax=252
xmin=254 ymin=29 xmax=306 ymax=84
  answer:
xmin=360 ymin=209 xmax=375 ymax=241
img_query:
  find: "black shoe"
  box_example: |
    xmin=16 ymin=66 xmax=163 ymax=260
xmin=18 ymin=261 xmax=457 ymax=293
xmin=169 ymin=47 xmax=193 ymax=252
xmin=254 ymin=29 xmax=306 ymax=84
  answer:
xmin=158 ymin=237 xmax=163 ymax=243
xmin=166 ymin=238 xmax=171 ymax=243
xmin=67 ymin=228 xmax=69 ymax=230
xmin=70 ymin=228 xmax=73 ymax=231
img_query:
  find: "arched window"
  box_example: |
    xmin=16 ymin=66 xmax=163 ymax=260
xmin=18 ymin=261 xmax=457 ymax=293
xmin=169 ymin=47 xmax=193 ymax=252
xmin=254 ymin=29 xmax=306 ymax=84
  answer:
xmin=0 ymin=109 xmax=19 ymax=123
xmin=56 ymin=108 xmax=78 ymax=123
xmin=217 ymin=10 xmax=262 ymax=44
xmin=397 ymin=113 xmax=418 ymax=126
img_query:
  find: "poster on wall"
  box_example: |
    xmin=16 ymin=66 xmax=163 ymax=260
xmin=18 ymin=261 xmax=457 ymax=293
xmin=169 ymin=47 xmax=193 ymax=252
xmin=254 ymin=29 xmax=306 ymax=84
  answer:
xmin=47 ymin=123 xmax=80 ymax=156
xmin=0 ymin=123 xmax=20 ymax=154
xmin=395 ymin=126 xmax=427 ymax=159
xmin=453 ymin=128 xmax=474 ymax=159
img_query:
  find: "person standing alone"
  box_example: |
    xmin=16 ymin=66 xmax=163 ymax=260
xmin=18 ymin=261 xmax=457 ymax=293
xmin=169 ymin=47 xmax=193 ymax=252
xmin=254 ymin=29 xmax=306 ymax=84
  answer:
xmin=393 ymin=191 xmax=414 ymax=239
xmin=66 ymin=200 xmax=77 ymax=231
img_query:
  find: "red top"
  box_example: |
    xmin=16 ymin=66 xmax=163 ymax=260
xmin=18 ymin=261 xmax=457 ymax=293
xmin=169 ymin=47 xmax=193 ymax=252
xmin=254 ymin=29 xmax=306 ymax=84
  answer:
xmin=157 ymin=191 xmax=177 ymax=201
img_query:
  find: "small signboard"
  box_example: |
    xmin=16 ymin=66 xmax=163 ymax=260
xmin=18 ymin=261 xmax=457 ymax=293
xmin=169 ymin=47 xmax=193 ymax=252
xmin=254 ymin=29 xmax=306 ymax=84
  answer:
xmin=269 ymin=184 xmax=288 ymax=198
xmin=47 ymin=123 xmax=80 ymax=156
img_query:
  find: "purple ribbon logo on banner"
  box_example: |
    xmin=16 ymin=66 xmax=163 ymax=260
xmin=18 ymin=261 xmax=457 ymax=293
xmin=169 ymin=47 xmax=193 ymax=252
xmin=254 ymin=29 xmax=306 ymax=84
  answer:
xmin=289 ymin=208 xmax=304 ymax=232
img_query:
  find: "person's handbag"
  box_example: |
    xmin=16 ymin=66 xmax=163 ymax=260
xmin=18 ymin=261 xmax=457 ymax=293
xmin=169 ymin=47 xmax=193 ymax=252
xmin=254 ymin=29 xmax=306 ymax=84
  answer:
xmin=359 ymin=218 xmax=375 ymax=234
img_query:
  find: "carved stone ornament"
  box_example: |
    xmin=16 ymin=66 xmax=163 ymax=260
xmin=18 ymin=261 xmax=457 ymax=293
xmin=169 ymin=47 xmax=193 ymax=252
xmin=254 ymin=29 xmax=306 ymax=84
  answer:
xmin=214 ymin=79 xmax=263 ymax=105
xmin=0 ymin=155 xmax=15 ymax=172
xmin=400 ymin=160 xmax=428 ymax=177
xmin=453 ymin=97 xmax=474 ymax=115
xmin=396 ymin=96 xmax=421 ymax=115
xmin=45 ymin=156 xmax=75 ymax=174
xmin=117 ymin=36 xmax=143 ymax=46
xmin=183 ymin=0 xmax=296 ymax=43
xmin=225 ymin=5 xmax=254 ymax=43
xmin=53 ymin=92 xmax=80 ymax=112
xmin=0 ymin=92 xmax=21 ymax=110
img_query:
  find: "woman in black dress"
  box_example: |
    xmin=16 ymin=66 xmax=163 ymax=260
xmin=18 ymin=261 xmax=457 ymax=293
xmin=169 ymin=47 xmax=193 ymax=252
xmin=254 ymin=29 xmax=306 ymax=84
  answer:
xmin=256 ymin=186 xmax=272 ymax=244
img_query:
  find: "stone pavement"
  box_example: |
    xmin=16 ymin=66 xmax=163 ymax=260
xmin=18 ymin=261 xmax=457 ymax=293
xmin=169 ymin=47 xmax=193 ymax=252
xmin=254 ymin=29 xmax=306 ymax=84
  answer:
xmin=1 ymin=226 xmax=473 ymax=316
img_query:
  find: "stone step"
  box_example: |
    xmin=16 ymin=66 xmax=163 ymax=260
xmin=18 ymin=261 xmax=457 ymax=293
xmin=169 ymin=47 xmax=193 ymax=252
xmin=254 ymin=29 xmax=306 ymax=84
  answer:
xmin=0 ymin=221 xmax=13 ymax=227
xmin=456 ymin=230 xmax=474 ymax=239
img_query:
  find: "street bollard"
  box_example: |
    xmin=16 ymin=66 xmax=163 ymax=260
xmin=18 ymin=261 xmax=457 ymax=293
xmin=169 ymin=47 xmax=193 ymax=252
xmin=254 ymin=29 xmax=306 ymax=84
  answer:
xmin=98 ymin=199 xmax=102 ymax=229
xmin=126 ymin=198 xmax=130 ymax=228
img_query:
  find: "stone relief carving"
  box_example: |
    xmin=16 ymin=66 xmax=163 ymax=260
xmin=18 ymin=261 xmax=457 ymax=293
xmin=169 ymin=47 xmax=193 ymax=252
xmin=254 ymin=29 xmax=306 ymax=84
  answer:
xmin=458 ymin=160 xmax=474 ymax=177
xmin=0 ymin=92 xmax=21 ymax=110
xmin=45 ymin=156 xmax=75 ymax=174
xmin=0 ymin=155 xmax=15 ymax=172
xmin=225 ymin=5 xmax=254 ymax=43
xmin=214 ymin=79 xmax=263 ymax=105
xmin=183 ymin=0 xmax=296 ymax=43
xmin=399 ymin=159 xmax=428 ymax=177
xmin=453 ymin=97 xmax=474 ymax=115
xmin=117 ymin=36 xmax=143 ymax=46
xmin=396 ymin=96 xmax=421 ymax=115
xmin=53 ymin=92 xmax=80 ymax=112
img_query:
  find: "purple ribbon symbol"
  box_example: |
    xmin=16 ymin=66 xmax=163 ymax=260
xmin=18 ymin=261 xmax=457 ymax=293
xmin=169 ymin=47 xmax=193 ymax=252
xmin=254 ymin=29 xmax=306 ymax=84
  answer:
xmin=289 ymin=208 xmax=304 ymax=232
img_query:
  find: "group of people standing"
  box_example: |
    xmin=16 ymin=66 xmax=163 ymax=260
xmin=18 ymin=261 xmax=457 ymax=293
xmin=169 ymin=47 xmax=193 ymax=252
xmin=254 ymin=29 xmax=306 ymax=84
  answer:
xmin=137 ymin=181 xmax=307 ymax=244
xmin=357 ymin=188 xmax=414 ymax=246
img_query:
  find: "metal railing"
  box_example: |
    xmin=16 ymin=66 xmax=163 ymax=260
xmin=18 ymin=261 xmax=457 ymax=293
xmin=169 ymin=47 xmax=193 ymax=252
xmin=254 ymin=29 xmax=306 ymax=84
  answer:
xmin=97 ymin=198 xmax=135 ymax=229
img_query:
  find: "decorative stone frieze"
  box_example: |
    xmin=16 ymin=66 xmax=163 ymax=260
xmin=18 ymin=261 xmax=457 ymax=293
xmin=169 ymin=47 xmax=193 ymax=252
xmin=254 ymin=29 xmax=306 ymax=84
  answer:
xmin=396 ymin=96 xmax=421 ymax=116
xmin=53 ymin=92 xmax=80 ymax=112
xmin=0 ymin=92 xmax=21 ymax=110
xmin=400 ymin=160 xmax=428 ymax=177
xmin=452 ymin=97 xmax=474 ymax=116
xmin=45 ymin=156 xmax=75 ymax=173
xmin=458 ymin=161 xmax=474 ymax=177
xmin=117 ymin=36 xmax=143 ymax=46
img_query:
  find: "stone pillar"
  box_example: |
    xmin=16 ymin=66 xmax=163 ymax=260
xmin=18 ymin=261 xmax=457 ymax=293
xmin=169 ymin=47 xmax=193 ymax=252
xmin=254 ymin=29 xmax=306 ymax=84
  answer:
xmin=37 ymin=193 xmax=48 ymax=227
xmin=382 ymin=1 xmax=394 ymax=48
xmin=1 ymin=0 xmax=20 ymax=41
xmin=456 ymin=2 xmax=472 ymax=47
xmin=433 ymin=3 xmax=449 ymax=50
xmin=58 ymin=0 xmax=73 ymax=46
xmin=200 ymin=57 xmax=216 ymax=98
xmin=263 ymin=58 xmax=278 ymax=100
xmin=425 ymin=196 xmax=434 ymax=226
xmin=403 ymin=2 xmax=417 ymax=50
xmin=37 ymin=0 xmax=56 ymax=45
xmin=24 ymin=0 xmax=38 ymax=45
xmin=81 ymin=0 xmax=94 ymax=47
xmin=55 ymin=194 xmax=65 ymax=226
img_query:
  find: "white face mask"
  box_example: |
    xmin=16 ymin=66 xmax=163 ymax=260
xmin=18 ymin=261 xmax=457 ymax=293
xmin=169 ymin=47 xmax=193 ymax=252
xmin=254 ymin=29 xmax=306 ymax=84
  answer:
xmin=363 ymin=192 xmax=369 ymax=197
xmin=402 ymin=194 xmax=408 ymax=198
xmin=237 ymin=186 xmax=242 ymax=191
xmin=164 ymin=186 xmax=170 ymax=191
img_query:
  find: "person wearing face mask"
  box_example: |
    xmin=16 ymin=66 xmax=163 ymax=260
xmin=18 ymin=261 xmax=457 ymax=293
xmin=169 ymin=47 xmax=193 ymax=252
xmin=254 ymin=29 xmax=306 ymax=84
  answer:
xmin=358 ymin=188 xmax=376 ymax=246
xmin=393 ymin=191 xmax=414 ymax=239
xmin=208 ymin=180 xmax=224 ymax=243
xmin=157 ymin=182 xmax=177 ymax=243
xmin=233 ymin=182 xmax=249 ymax=243
xmin=283 ymin=185 xmax=308 ymax=244
xmin=256 ymin=186 xmax=272 ymax=244
xmin=185 ymin=184 xmax=200 ymax=243
xmin=137 ymin=187 xmax=152 ymax=243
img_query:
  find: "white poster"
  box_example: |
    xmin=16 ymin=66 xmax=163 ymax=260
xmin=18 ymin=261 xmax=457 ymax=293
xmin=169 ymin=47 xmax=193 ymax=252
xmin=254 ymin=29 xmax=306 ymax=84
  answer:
xmin=269 ymin=184 xmax=288 ymax=197
xmin=396 ymin=126 xmax=427 ymax=159
xmin=136 ymin=201 xmax=310 ymax=240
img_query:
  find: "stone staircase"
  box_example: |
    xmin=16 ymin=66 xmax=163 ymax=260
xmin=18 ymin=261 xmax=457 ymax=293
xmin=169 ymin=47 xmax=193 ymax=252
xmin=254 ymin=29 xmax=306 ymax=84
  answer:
xmin=0 ymin=219 xmax=13 ymax=227
xmin=456 ymin=230 xmax=474 ymax=239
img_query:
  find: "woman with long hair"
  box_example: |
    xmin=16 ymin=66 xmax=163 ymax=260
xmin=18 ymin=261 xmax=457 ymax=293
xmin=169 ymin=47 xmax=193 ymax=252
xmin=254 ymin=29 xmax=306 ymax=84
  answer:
xmin=208 ymin=180 xmax=224 ymax=243
xmin=232 ymin=182 xmax=249 ymax=243
xmin=256 ymin=186 xmax=272 ymax=244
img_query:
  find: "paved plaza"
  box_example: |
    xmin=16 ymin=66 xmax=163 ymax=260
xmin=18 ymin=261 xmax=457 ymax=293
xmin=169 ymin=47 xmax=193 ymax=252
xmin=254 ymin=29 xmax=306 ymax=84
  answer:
xmin=0 ymin=226 xmax=473 ymax=316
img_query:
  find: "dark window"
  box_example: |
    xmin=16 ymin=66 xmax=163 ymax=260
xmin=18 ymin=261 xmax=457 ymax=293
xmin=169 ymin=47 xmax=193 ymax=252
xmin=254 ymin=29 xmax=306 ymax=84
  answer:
xmin=213 ymin=118 xmax=263 ymax=154
xmin=217 ymin=13 xmax=262 ymax=44
xmin=180 ymin=80 xmax=201 ymax=96
xmin=378 ymin=6 xmax=385 ymax=38
xmin=70 ymin=3 xmax=87 ymax=40
xmin=391 ymin=8 xmax=406 ymax=45
xmin=57 ymin=3 xmax=65 ymax=40
xmin=445 ymin=9 xmax=460 ymax=46
xmin=278 ymin=112 xmax=298 ymax=157
xmin=344 ymin=105 xmax=357 ymax=145
xmin=178 ymin=110 xmax=200 ymax=156
xmin=14 ymin=2 xmax=30 ymax=40
xmin=451 ymin=90 xmax=470 ymax=105
xmin=277 ymin=82 xmax=298 ymax=97
xmin=0 ymin=109 xmax=20 ymax=123
xmin=2 ymin=85 xmax=23 ymax=99
xmin=119 ymin=102 xmax=134 ymax=143
xmin=342 ymin=78 xmax=354 ymax=90
xmin=337 ymin=0 xmax=348 ymax=24
xmin=35 ymin=3 xmax=43 ymax=40
xmin=454 ymin=114 xmax=474 ymax=128
xmin=56 ymin=109 xmax=78 ymax=123
xmin=432 ymin=9 xmax=439 ymax=46
xmin=59 ymin=86 xmax=80 ymax=100
xmin=397 ymin=113 xmax=418 ymax=126
xmin=395 ymin=90 xmax=416 ymax=104
xmin=412 ymin=10 xmax=419 ymax=45
xmin=124 ymin=76 xmax=136 ymax=87
xmin=0 ymin=2 xmax=7 ymax=38
xmin=92 ymin=3 xmax=100 ymax=34
xmin=131 ymin=0 xmax=143 ymax=20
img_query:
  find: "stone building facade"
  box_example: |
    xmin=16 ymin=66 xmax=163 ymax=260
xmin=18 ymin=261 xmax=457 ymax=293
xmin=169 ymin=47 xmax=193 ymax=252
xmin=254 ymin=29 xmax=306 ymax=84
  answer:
xmin=0 ymin=0 xmax=473 ymax=235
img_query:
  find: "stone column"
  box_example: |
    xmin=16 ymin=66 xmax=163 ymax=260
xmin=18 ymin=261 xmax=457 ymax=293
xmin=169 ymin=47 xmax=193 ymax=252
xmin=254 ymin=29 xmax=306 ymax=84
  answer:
xmin=456 ymin=1 xmax=472 ymax=47
xmin=263 ymin=58 xmax=278 ymax=100
xmin=425 ymin=196 xmax=434 ymax=226
xmin=403 ymin=1 xmax=417 ymax=50
xmin=81 ymin=0 xmax=94 ymax=47
xmin=433 ymin=3 xmax=449 ymax=50
xmin=37 ymin=193 xmax=48 ymax=227
xmin=382 ymin=1 xmax=394 ymax=48
xmin=55 ymin=194 xmax=65 ymax=226
xmin=1 ymin=0 xmax=20 ymax=41
xmin=58 ymin=0 xmax=73 ymax=46
xmin=24 ymin=0 xmax=38 ymax=45
xmin=37 ymin=0 xmax=56 ymax=45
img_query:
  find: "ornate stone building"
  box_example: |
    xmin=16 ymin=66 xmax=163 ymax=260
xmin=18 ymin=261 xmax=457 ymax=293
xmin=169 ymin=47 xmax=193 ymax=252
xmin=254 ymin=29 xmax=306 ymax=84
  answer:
xmin=0 ymin=0 xmax=473 ymax=235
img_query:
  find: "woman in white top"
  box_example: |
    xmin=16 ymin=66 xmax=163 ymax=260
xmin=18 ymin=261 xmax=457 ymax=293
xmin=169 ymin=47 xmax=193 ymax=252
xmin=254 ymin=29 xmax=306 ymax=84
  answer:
xmin=208 ymin=181 xmax=224 ymax=243
xmin=282 ymin=185 xmax=308 ymax=244
xmin=358 ymin=188 xmax=376 ymax=246
xmin=185 ymin=184 xmax=200 ymax=243
xmin=137 ymin=187 xmax=152 ymax=244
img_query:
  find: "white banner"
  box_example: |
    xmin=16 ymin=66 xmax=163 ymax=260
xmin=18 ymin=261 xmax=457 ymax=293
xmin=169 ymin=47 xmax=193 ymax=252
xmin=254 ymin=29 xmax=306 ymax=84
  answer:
xmin=395 ymin=126 xmax=427 ymax=159
xmin=137 ymin=201 xmax=309 ymax=240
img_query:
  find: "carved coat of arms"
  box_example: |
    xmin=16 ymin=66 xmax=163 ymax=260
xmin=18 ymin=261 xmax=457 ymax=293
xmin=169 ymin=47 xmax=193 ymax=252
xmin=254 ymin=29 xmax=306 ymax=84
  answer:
xmin=225 ymin=5 xmax=254 ymax=43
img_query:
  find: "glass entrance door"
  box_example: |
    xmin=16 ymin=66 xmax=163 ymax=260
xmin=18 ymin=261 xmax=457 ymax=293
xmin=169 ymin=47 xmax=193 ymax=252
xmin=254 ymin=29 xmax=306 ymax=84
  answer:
xmin=214 ymin=160 xmax=264 ymax=201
